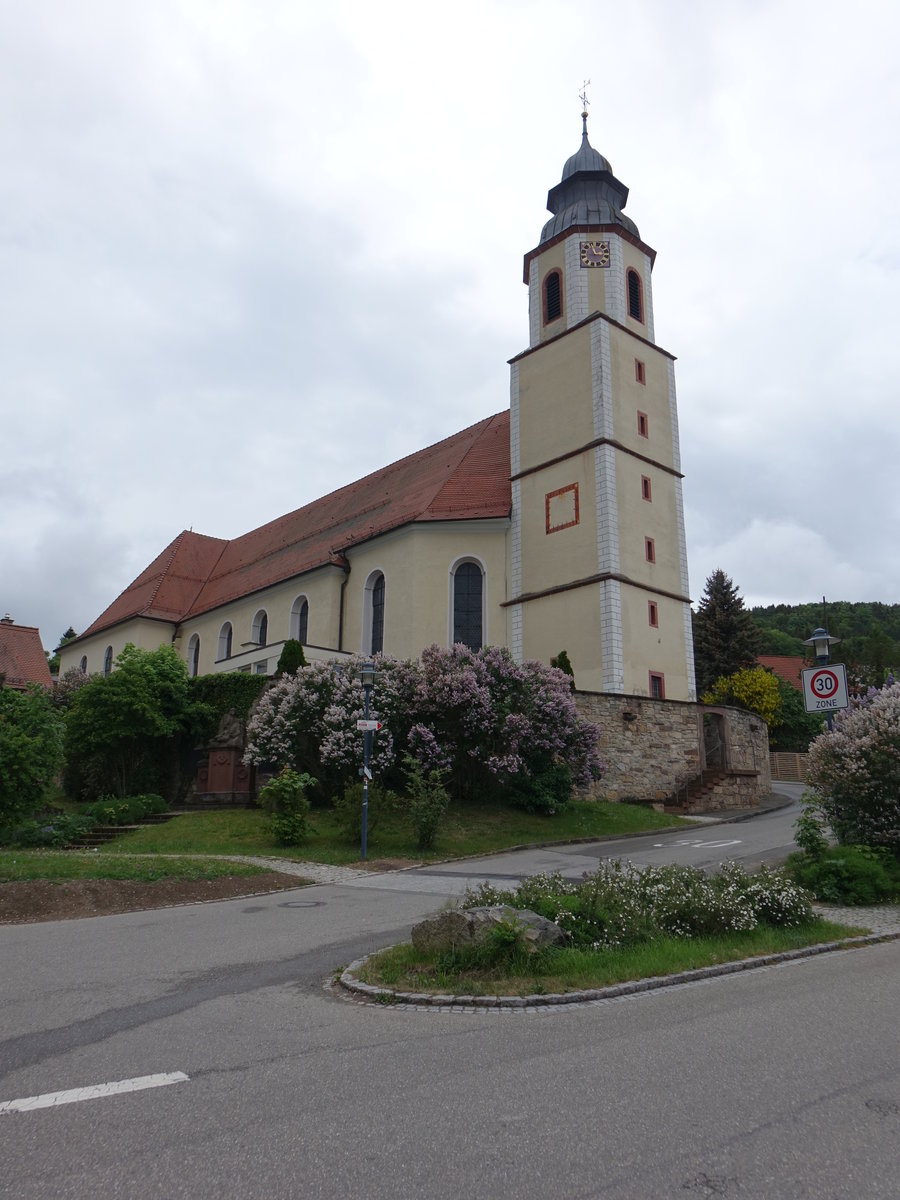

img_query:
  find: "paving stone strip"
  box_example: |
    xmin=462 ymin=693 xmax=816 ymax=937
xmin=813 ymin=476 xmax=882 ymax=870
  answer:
xmin=225 ymin=855 xmax=370 ymax=885
xmin=338 ymin=902 xmax=900 ymax=1013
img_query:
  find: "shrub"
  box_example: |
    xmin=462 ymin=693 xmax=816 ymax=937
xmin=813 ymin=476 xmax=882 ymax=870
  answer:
xmin=0 ymin=685 xmax=64 ymax=827
xmin=7 ymin=814 xmax=94 ymax=848
xmin=257 ymin=768 xmax=313 ymax=846
xmin=244 ymin=647 xmax=603 ymax=806
xmin=276 ymin=640 xmax=307 ymax=676
xmin=804 ymin=681 xmax=900 ymax=853
xmin=402 ymin=754 xmax=450 ymax=850
xmin=701 ymin=666 xmax=782 ymax=729
xmin=465 ymin=860 xmax=812 ymax=950
xmin=794 ymin=800 xmax=830 ymax=859
xmin=787 ymin=846 xmax=900 ymax=905
xmin=332 ymin=782 xmax=396 ymax=845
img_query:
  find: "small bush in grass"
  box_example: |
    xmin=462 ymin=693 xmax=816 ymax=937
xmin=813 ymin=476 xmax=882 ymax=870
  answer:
xmin=7 ymin=814 xmax=94 ymax=848
xmin=402 ymin=754 xmax=450 ymax=850
xmin=332 ymin=782 xmax=396 ymax=845
xmin=257 ymin=768 xmax=313 ymax=846
xmin=787 ymin=845 xmax=900 ymax=905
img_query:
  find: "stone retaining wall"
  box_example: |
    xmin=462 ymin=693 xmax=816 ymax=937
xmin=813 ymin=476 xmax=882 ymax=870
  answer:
xmin=574 ymin=692 xmax=770 ymax=807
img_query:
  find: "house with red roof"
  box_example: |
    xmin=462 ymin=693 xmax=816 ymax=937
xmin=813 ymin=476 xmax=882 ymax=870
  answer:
xmin=59 ymin=118 xmax=698 ymax=705
xmin=0 ymin=616 xmax=52 ymax=690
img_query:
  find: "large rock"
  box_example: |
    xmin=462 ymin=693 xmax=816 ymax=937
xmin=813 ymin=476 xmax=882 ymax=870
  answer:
xmin=411 ymin=905 xmax=565 ymax=954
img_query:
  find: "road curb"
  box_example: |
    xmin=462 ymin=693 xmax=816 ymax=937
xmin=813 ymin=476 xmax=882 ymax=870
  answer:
xmin=338 ymin=928 xmax=900 ymax=1011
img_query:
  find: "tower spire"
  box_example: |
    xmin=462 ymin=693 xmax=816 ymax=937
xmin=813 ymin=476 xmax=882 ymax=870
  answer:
xmin=579 ymin=79 xmax=591 ymax=138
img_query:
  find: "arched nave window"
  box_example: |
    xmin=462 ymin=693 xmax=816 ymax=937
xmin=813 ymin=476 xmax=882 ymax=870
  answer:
xmin=218 ymin=622 xmax=233 ymax=660
xmin=187 ymin=634 xmax=200 ymax=678
xmin=451 ymin=559 xmax=484 ymax=651
xmin=290 ymin=596 xmax=309 ymax=644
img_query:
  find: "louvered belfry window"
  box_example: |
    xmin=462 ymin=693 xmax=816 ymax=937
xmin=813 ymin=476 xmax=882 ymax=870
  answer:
xmin=543 ymin=271 xmax=562 ymax=323
xmin=627 ymin=269 xmax=643 ymax=321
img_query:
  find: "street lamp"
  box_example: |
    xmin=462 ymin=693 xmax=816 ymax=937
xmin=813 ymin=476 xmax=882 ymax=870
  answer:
xmin=359 ymin=661 xmax=376 ymax=860
xmin=803 ymin=627 xmax=841 ymax=665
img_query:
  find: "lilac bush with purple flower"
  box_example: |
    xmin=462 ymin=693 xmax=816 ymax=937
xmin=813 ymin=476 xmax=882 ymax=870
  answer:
xmin=244 ymin=645 xmax=603 ymax=808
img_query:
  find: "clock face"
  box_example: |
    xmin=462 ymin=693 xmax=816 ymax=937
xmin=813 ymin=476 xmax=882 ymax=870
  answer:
xmin=580 ymin=240 xmax=610 ymax=268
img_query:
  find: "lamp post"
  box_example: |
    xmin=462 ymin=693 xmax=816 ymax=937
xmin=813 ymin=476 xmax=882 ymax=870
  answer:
xmin=803 ymin=626 xmax=841 ymax=729
xmin=359 ymin=660 xmax=376 ymax=860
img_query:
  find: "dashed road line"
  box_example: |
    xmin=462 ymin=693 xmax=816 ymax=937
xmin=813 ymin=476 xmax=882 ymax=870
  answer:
xmin=0 ymin=1072 xmax=190 ymax=1115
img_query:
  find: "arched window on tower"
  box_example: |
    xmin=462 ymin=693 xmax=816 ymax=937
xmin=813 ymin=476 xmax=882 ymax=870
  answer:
xmin=187 ymin=634 xmax=200 ymax=678
xmin=103 ymin=645 xmax=113 ymax=677
xmin=252 ymin=610 xmax=268 ymax=647
xmin=452 ymin=560 xmax=484 ymax=651
xmin=290 ymin=596 xmax=309 ymax=644
xmin=543 ymin=270 xmax=562 ymax=324
xmin=218 ymin=622 xmax=233 ymax=660
xmin=79 ymin=655 xmax=87 ymax=675
xmin=626 ymin=268 xmax=644 ymax=322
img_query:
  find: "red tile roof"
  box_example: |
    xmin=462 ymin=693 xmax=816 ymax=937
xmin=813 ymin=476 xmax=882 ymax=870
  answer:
xmin=0 ymin=621 xmax=53 ymax=689
xmin=75 ymin=412 xmax=512 ymax=641
xmin=758 ymin=655 xmax=805 ymax=689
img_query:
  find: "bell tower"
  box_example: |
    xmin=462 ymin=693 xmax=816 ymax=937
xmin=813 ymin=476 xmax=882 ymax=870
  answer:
xmin=507 ymin=110 xmax=696 ymax=700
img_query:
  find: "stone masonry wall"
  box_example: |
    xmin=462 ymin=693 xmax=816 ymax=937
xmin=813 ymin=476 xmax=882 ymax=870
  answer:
xmin=574 ymin=692 xmax=771 ymax=808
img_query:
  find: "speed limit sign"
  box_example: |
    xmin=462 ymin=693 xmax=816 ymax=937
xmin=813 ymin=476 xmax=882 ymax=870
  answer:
xmin=801 ymin=664 xmax=849 ymax=714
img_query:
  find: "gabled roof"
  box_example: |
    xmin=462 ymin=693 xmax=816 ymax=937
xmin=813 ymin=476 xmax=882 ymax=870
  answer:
xmin=758 ymin=655 xmax=805 ymax=690
xmin=0 ymin=620 xmax=52 ymax=690
xmin=74 ymin=412 xmax=512 ymax=641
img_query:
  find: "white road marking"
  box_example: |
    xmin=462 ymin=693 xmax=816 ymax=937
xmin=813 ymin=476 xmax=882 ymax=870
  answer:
xmin=0 ymin=1072 xmax=189 ymax=1115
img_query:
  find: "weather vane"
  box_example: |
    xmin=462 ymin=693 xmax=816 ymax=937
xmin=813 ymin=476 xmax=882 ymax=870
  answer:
xmin=579 ymin=79 xmax=591 ymax=135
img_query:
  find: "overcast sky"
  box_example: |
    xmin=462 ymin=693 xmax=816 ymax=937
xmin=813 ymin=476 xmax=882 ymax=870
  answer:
xmin=3 ymin=0 xmax=899 ymax=652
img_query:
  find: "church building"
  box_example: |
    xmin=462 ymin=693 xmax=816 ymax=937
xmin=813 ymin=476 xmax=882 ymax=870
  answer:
xmin=60 ymin=117 xmax=697 ymax=704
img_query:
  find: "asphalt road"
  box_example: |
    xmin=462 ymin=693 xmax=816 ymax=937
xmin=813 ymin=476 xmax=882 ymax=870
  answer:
xmin=2 ymin=783 xmax=898 ymax=1199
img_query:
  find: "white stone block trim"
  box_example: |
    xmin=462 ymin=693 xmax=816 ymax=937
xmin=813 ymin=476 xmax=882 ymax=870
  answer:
xmin=594 ymin=443 xmax=620 ymax=574
xmin=666 ymin=359 xmax=682 ymax=473
xmin=682 ymin=601 xmax=697 ymax=701
xmin=599 ymin=578 xmax=625 ymax=693
xmin=673 ymin=478 xmax=690 ymax=599
xmin=511 ymin=603 xmax=523 ymax=664
xmin=565 ymin=235 xmax=588 ymax=328
xmin=510 ymin=478 xmax=522 ymax=598
xmin=642 ymin=252 xmax=655 ymax=343
xmin=591 ymin=320 xmax=613 ymax=440
xmin=606 ymin=236 xmax=626 ymax=324
xmin=529 ymin=266 xmax=541 ymax=348
xmin=509 ymin=362 xmax=520 ymax=478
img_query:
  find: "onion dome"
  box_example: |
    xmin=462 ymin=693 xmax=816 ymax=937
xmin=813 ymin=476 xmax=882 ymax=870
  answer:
xmin=540 ymin=113 xmax=639 ymax=244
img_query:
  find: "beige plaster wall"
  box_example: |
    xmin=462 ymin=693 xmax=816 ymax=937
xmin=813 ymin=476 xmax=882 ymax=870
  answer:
xmin=519 ymin=586 xmax=605 ymax=693
xmin=340 ymin=519 xmax=509 ymax=658
xmin=59 ymin=619 xmax=176 ymax=677
xmin=518 ymin=451 xmax=597 ymax=596
xmin=516 ymin=327 xmax=594 ymax=470
xmin=619 ymin=590 xmax=691 ymax=701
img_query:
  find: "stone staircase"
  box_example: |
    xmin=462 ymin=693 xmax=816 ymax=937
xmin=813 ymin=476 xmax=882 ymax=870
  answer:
xmin=70 ymin=811 xmax=178 ymax=848
xmin=665 ymin=768 xmax=730 ymax=813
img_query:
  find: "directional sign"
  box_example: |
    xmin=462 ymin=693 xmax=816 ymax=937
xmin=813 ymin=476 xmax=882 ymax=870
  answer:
xmin=801 ymin=664 xmax=849 ymax=714
xmin=356 ymin=719 xmax=383 ymax=732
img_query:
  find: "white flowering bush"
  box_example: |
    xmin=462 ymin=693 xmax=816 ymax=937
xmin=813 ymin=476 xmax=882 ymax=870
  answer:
xmin=805 ymin=681 xmax=900 ymax=853
xmin=464 ymin=859 xmax=812 ymax=950
xmin=244 ymin=645 xmax=603 ymax=808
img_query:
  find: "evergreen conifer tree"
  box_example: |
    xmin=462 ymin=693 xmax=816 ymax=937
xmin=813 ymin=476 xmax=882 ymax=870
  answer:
xmin=693 ymin=569 xmax=761 ymax=693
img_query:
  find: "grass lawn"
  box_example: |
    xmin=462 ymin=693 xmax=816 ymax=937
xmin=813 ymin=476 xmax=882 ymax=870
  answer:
xmin=0 ymin=851 xmax=274 ymax=883
xmin=356 ymin=919 xmax=868 ymax=996
xmin=95 ymin=799 xmax=690 ymax=865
